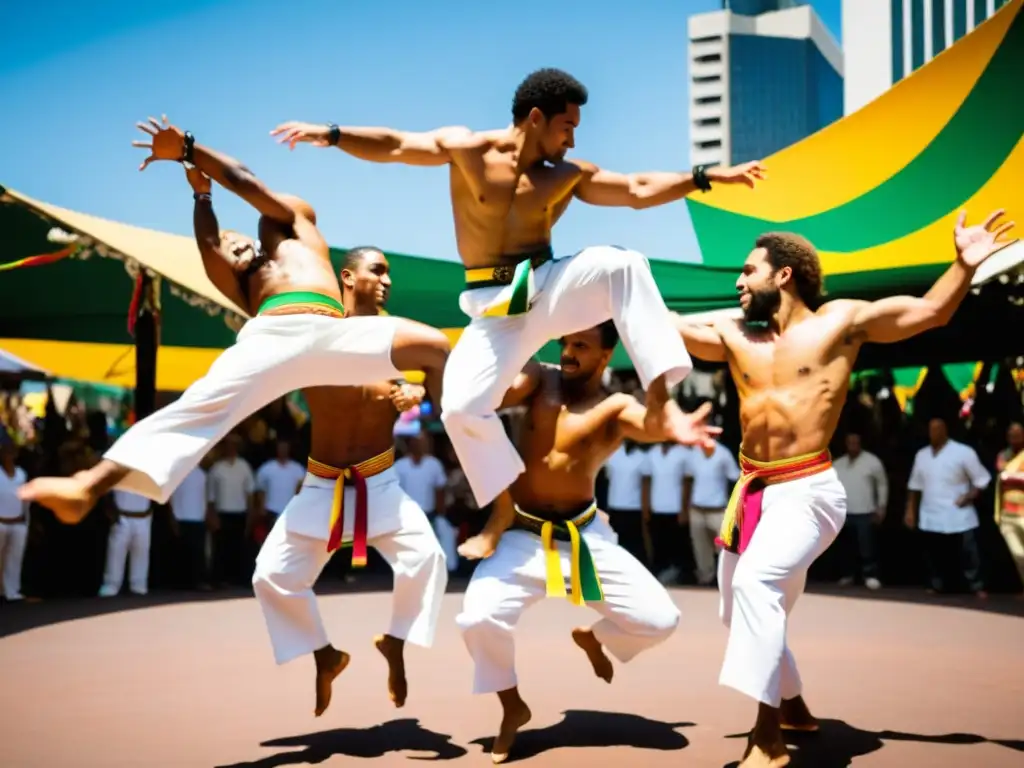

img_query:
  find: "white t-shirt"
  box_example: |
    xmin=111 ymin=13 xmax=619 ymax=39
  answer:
xmin=207 ymin=458 xmax=255 ymax=514
xmin=256 ymin=459 xmax=306 ymax=514
xmin=833 ymin=451 xmax=888 ymax=515
xmin=604 ymin=445 xmax=648 ymax=511
xmin=171 ymin=467 xmax=207 ymax=522
xmin=908 ymin=440 xmax=991 ymax=534
xmin=685 ymin=442 xmax=741 ymax=509
xmin=395 ymin=455 xmax=447 ymax=514
xmin=642 ymin=444 xmax=690 ymax=515
xmin=0 ymin=466 xmax=28 ymax=521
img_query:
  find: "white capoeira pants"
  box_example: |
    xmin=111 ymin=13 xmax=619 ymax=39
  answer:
xmin=99 ymin=515 xmax=153 ymax=596
xmin=252 ymin=466 xmax=448 ymax=665
xmin=456 ymin=513 xmax=680 ymax=694
xmin=105 ymin=313 xmax=402 ymax=503
xmin=0 ymin=521 xmax=28 ymax=600
xmin=441 ymin=246 xmax=693 ymax=507
xmin=718 ymin=469 xmax=847 ymax=707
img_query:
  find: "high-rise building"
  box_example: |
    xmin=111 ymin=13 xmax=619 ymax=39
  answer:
xmin=843 ymin=0 xmax=1011 ymax=115
xmin=688 ymin=1 xmax=843 ymax=168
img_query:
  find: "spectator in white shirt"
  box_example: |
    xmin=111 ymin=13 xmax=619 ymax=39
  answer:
xmin=683 ymin=438 xmax=740 ymax=586
xmin=641 ymin=442 xmax=690 ymax=584
xmin=395 ymin=433 xmax=454 ymax=570
xmin=169 ymin=464 xmax=210 ymax=591
xmin=602 ymin=443 xmax=649 ymax=564
xmin=255 ymin=440 xmax=306 ymax=526
xmin=99 ymin=489 xmax=152 ymax=597
xmin=905 ymin=418 xmax=992 ymax=598
xmin=207 ymin=434 xmax=256 ymax=586
xmin=0 ymin=439 xmax=29 ymax=601
xmin=833 ymin=433 xmax=888 ymax=590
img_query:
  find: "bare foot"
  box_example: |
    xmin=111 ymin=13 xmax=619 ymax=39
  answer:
xmin=18 ymin=474 xmax=96 ymax=524
xmin=458 ymin=532 xmax=499 ymax=561
xmin=779 ymin=695 xmax=818 ymax=732
xmin=491 ymin=699 xmax=532 ymax=764
xmin=571 ymin=626 xmax=613 ymax=683
xmin=738 ymin=741 xmax=791 ymax=768
xmin=313 ymin=645 xmax=350 ymax=717
xmin=374 ymin=634 xmax=408 ymax=708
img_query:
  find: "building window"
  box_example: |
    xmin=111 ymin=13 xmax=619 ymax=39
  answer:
xmin=695 ymin=95 xmax=723 ymax=105
xmin=695 ymin=117 xmax=722 ymax=127
xmin=696 ymin=139 xmax=723 ymax=150
xmin=693 ymin=74 xmax=722 ymax=84
xmin=691 ymin=35 xmax=723 ymax=43
xmin=931 ymin=0 xmax=947 ymax=57
xmin=911 ymin=0 xmax=925 ymax=70
xmin=891 ymin=0 xmax=905 ymax=83
xmin=973 ymin=0 xmax=987 ymax=28
xmin=953 ymin=0 xmax=967 ymax=40
xmin=694 ymin=53 xmax=723 ymax=64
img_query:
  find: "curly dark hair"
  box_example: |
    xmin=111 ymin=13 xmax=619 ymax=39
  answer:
xmin=512 ymin=68 xmax=588 ymax=123
xmin=597 ymin=319 xmax=619 ymax=350
xmin=755 ymin=232 xmax=824 ymax=308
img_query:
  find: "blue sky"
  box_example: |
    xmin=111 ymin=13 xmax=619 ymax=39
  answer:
xmin=1 ymin=0 xmax=841 ymax=264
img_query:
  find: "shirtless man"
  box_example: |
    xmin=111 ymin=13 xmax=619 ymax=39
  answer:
xmin=456 ymin=320 xmax=719 ymax=764
xmin=673 ymin=209 xmax=1016 ymax=767
xmin=271 ymin=67 xmax=764 ymax=551
xmin=19 ymin=117 xmax=450 ymax=523
xmin=252 ymin=246 xmax=448 ymax=717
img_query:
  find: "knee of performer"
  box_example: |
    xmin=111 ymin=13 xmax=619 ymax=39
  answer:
xmin=439 ymin=400 xmax=490 ymax=434
xmin=730 ymin=565 xmax=778 ymax=610
xmin=251 ymin=559 xmax=297 ymax=597
xmin=602 ymin=246 xmax=651 ymax=275
xmin=455 ymin=608 xmax=504 ymax=640
xmin=648 ymin=600 xmax=682 ymax=637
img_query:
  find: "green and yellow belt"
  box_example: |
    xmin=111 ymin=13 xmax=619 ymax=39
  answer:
xmin=464 ymin=246 xmax=553 ymax=317
xmin=258 ymin=291 xmax=344 ymax=317
xmin=512 ymin=500 xmax=604 ymax=605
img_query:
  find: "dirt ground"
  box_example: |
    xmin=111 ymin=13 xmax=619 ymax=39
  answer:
xmin=1 ymin=586 xmax=1021 ymax=767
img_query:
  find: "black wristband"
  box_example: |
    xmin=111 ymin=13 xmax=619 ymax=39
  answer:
xmin=692 ymin=164 xmax=712 ymax=192
xmin=326 ymin=123 xmax=341 ymax=146
xmin=193 ymin=192 xmax=211 ymax=202
xmin=182 ymin=131 xmax=196 ymax=166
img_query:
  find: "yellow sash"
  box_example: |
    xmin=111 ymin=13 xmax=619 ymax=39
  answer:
xmin=512 ymin=502 xmax=604 ymax=605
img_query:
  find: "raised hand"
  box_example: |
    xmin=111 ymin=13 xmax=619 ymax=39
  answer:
xmin=389 ymin=383 xmax=425 ymax=413
xmin=954 ymin=209 xmax=1017 ymax=267
xmin=270 ymin=121 xmax=333 ymax=150
xmin=663 ymin=401 xmax=723 ymax=451
xmin=185 ymin=166 xmax=212 ymax=195
xmin=132 ymin=114 xmax=185 ymax=171
xmin=709 ymin=160 xmax=767 ymax=188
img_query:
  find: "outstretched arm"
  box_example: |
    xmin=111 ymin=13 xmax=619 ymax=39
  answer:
xmin=845 ymin=210 xmax=1015 ymax=344
xmin=672 ymin=314 xmax=728 ymax=362
xmin=270 ymin=121 xmax=473 ymax=166
xmin=185 ymin=168 xmax=248 ymax=311
xmin=134 ymin=116 xmax=297 ymax=224
xmin=571 ymin=159 xmax=765 ymax=210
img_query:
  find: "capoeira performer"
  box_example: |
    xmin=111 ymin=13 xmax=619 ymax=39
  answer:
xmin=252 ymin=246 xmax=448 ymax=717
xmin=456 ymin=321 xmax=721 ymax=764
xmin=673 ymin=209 xmax=1016 ymax=767
xmin=19 ymin=116 xmax=449 ymax=522
xmin=270 ymin=67 xmax=765 ymax=548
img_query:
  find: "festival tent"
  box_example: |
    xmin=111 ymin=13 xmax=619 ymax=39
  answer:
xmin=1 ymin=0 xmax=1022 ymax=390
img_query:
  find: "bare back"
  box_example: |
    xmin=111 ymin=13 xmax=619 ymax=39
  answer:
xmin=302 ymin=380 xmax=400 ymax=468
xmin=511 ymin=370 xmax=629 ymax=516
xmin=239 ymin=215 xmax=341 ymax=314
xmin=445 ymin=131 xmax=585 ymax=268
xmin=716 ymin=303 xmax=864 ymax=462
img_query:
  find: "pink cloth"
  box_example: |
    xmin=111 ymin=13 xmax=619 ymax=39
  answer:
xmin=737 ymin=485 xmax=764 ymax=555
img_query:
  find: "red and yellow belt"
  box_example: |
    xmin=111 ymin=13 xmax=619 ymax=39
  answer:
xmin=716 ymin=449 xmax=832 ymax=555
xmin=306 ymin=446 xmax=395 ymax=566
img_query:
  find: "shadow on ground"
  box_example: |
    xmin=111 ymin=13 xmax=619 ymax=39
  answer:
xmin=723 ymin=718 xmax=1024 ymax=768
xmin=215 ymin=718 xmax=468 ymax=766
xmin=470 ymin=709 xmax=694 ymax=763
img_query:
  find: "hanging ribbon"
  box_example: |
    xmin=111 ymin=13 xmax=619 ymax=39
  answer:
xmin=0 ymin=243 xmax=81 ymax=273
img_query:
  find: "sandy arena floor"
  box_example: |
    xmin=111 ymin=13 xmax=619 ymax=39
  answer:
xmin=1 ymin=585 xmax=1022 ymax=767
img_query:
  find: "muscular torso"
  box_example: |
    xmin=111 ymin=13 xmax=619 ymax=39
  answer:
xmin=448 ymin=131 xmax=584 ymax=268
xmin=718 ymin=305 xmax=863 ymax=462
xmin=302 ymin=380 xmax=398 ymax=469
xmin=233 ymin=216 xmax=342 ymax=316
xmin=511 ymin=371 xmax=625 ymax=518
